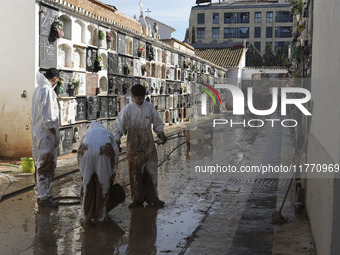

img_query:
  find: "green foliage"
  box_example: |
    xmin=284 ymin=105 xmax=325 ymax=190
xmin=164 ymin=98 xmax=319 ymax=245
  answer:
xmin=192 ymin=26 xmax=197 ymax=44
xmin=246 ymin=44 xmax=263 ymax=67
xmin=184 ymin=28 xmax=190 ymax=42
xmin=275 ymin=42 xmax=290 ymax=66
xmin=263 ymin=44 xmax=276 ymax=66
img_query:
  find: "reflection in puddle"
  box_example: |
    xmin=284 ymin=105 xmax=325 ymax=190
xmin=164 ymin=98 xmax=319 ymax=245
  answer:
xmin=19 ymin=115 xmax=266 ymax=254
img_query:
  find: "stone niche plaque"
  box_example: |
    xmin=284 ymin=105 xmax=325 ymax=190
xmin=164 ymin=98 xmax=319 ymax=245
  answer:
xmin=126 ymin=57 xmax=134 ymax=76
xmin=108 ymin=96 xmax=117 ymax=117
xmin=39 ymin=36 xmax=57 ymax=69
xmin=108 ymin=52 xmax=119 ymax=75
xmin=134 ymin=59 xmax=141 ymax=77
xmin=58 ymin=127 xmax=73 ymax=156
xmin=118 ymin=56 xmax=124 ymax=75
xmin=165 ymin=95 xmax=170 ymax=109
xmin=117 ymin=33 xmax=126 ymax=55
xmin=117 ymin=95 xmax=126 ymax=113
xmin=87 ymin=96 xmax=99 ymax=120
xmin=107 ymin=119 xmax=115 ymax=133
xmin=178 ymin=55 xmax=184 ymax=69
xmin=159 ymin=96 xmax=166 ymax=111
xmin=75 ymin=72 xmax=86 ymax=96
xmin=59 ymin=98 xmax=77 ymax=125
xmin=108 ymin=75 xmax=119 ymax=95
xmin=178 ymin=95 xmax=184 ymax=108
xmin=72 ymin=123 xmax=86 ymax=151
xmin=133 ymin=38 xmax=140 ymax=57
xmin=173 ymin=94 xmax=178 ymax=109
xmin=151 ymin=96 xmax=159 ymax=110
xmin=124 ymin=78 xmax=133 ymax=96
xmin=39 ymin=4 xmax=58 ymax=37
xmin=99 ymin=96 xmax=108 ymax=118
xmin=75 ymin=97 xmax=87 ymax=121
xmin=86 ymin=73 xmax=98 ymax=95
xmin=58 ymin=71 xmax=73 ymax=97
xmin=86 ymin=47 xmax=98 ymax=72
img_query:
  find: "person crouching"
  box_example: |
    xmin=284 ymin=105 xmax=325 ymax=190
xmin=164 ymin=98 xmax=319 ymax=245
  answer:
xmin=77 ymin=122 xmax=119 ymax=225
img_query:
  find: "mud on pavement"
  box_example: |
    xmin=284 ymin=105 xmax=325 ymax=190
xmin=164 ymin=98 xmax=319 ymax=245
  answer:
xmin=0 ymin=113 xmax=316 ymax=254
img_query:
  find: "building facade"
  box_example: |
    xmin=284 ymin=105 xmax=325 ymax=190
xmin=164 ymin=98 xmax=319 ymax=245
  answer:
xmin=0 ymin=0 xmax=228 ymax=159
xmin=188 ymin=0 xmax=294 ymax=55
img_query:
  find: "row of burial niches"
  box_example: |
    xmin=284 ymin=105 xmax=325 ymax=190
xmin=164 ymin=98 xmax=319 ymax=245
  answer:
xmin=39 ymin=6 xmax=227 ymax=77
xmin=57 ymin=92 xmax=206 ymax=156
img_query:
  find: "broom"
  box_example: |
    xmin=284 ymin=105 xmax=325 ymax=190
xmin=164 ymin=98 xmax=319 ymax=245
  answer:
xmin=272 ymin=132 xmax=310 ymax=225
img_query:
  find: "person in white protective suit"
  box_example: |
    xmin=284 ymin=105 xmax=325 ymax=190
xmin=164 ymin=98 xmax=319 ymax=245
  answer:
xmin=31 ymin=68 xmax=60 ymax=208
xmin=113 ymin=84 xmax=167 ymax=208
xmin=77 ymin=121 xmax=119 ymax=224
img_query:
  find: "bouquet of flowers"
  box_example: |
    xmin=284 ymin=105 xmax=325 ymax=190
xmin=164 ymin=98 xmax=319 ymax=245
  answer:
xmin=99 ymin=29 xmax=105 ymax=40
xmin=49 ymin=16 xmax=64 ymax=42
xmin=138 ymin=44 xmax=145 ymax=55
xmin=107 ymin=32 xmax=113 ymax=43
xmin=68 ymin=72 xmax=82 ymax=89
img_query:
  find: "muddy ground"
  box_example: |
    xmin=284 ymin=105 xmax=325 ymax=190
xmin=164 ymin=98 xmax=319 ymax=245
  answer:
xmin=0 ymin=113 xmax=316 ymax=255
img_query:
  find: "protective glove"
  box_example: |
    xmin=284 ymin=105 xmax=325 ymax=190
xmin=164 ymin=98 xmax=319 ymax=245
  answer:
xmin=158 ymin=132 xmax=167 ymax=145
xmin=116 ymin=140 xmax=122 ymax=152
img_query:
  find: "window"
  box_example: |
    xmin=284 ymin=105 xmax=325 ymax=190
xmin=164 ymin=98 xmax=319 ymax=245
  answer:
xmin=212 ymin=28 xmax=219 ymax=39
xmin=240 ymin=12 xmax=249 ymax=23
xmin=275 ymin=26 xmax=292 ymax=38
xmin=197 ymin=28 xmax=205 ymax=39
xmin=266 ymin=27 xmax=273 ymax=38
xmin=239 ymin=27 xmax=249 ymax=38
xmin=255 ymin=12 xmax=261 ymax=23
xmin=223 ymin=27 xmax=248 ymax=38
xmin=266 ymin=12 xmax=273 ymax=23
xmin=276 ymin=11 xmax=293 ymax=22
xmin=254 ymin=27 xmax=261 ymax=38
xmin=254 ymin=42 xmax=261 ymax=52
xmin=224 ymin=13 xmax=234 ymax=23
xmin=197 ymin=13 xmax=205 ymax=24
xmin=224 ymin=28 xmax=237 ymax=38
xmin=275 ymin=41 xmax=286 ymax=50
xmin=213 ymin=13 xmax=219 ymax=24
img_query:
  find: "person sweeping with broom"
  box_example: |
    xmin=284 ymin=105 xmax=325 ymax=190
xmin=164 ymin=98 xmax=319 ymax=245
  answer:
xmin=113 ymin=84 xmax=167 ymax=208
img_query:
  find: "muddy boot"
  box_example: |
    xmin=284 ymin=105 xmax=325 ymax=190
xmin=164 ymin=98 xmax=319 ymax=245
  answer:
xmin=128 ymin=201 xmax=143 ymax=209
xmin=38 ymin=197 xmax=58 ymax=208
xmin=151 ymin=200 xmax=165 ymax=207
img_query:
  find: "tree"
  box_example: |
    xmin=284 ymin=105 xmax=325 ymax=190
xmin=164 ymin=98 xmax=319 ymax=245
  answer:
xmin=275 ymin=42 xmax=290 ymax=67
xmin=191 ymin=26 xmax=197 ymax=44
xmin=246 ymin=44 xmax=263 ymax=67
xmin=263 ymin=44 xmax=276 ymax=66
xmin=184 ymin=28 xmax=190 ymax=42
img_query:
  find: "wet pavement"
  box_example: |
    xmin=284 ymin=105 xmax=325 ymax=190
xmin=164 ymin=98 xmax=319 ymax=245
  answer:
xmin=0 ymin=113 xmax=316 ymax=255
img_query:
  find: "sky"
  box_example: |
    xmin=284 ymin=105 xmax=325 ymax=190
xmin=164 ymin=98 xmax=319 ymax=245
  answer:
xmin=100 ymin=0 xmax=197 ymax=41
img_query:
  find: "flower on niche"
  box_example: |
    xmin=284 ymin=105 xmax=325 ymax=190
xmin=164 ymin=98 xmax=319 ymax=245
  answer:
xmin=99 ymin=29 xmax=105 ymax=40
xmin=50 ymin=16 xmax=64 ymax=41
xmin=138 ymin=44 xmax=145 ymax=54
xmin=68 ymin=72 xmax=82 ymax=89
xmin=106 ymin=32 xmax=113 ymax=42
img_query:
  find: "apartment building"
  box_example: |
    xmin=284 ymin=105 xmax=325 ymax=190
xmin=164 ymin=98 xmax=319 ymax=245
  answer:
xmin=188 ymin=0 xmax=294 ymax=55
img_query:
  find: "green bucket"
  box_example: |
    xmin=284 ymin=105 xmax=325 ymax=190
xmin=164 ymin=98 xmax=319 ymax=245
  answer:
xmin=21 ymin=157 xmax=35 ymax=173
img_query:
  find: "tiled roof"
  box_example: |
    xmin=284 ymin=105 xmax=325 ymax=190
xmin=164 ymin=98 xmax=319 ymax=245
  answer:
xmin=195 ymin=47 xmax=244 ymax=67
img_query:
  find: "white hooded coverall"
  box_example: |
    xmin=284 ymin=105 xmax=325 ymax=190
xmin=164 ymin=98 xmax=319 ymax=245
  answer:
xmin=77 ymin=122 xmax=119 ymax=222
xmin=113 ymin=100 xmax=164 ymax=204
xmin=31 ymin=72 xmax=60 ymax=199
